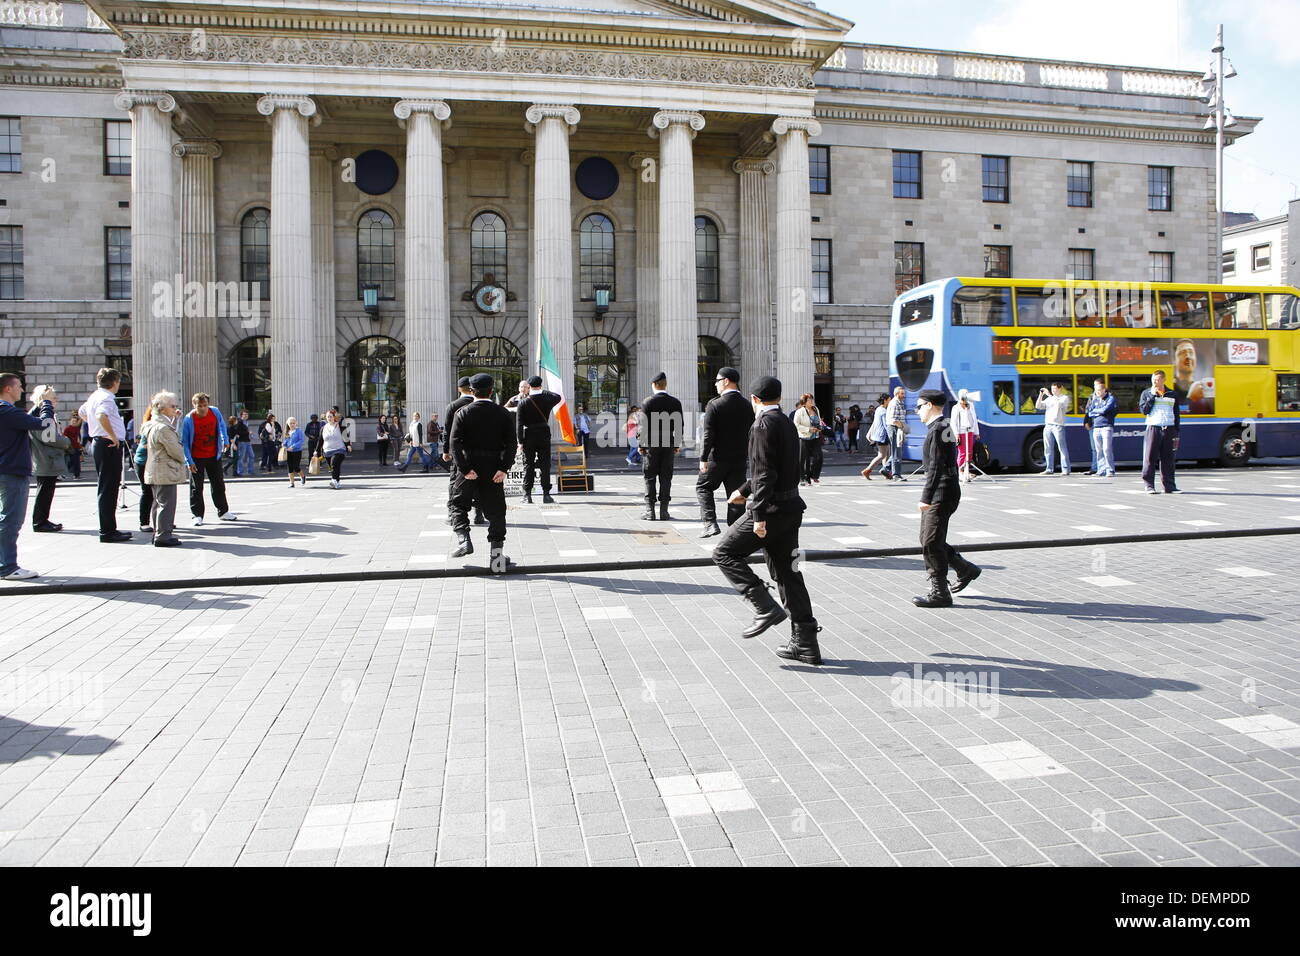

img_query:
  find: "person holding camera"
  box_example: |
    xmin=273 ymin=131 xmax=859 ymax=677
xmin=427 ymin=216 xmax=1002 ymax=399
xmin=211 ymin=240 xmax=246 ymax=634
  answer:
xmin=1034 ymin=382 xmax=1071 ymax=476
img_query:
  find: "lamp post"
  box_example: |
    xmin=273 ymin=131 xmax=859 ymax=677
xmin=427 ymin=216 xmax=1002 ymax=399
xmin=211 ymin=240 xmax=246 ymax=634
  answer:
xmin=1201 ymin=24 xmax=1237 ymax=282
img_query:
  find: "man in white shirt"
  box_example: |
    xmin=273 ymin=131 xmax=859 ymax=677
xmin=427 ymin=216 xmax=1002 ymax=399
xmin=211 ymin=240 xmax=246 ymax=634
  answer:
xmin=80 ymin=367 xmax=131 ymax=542
xmin=1034 ymin=382 xmax=1071 ymax=476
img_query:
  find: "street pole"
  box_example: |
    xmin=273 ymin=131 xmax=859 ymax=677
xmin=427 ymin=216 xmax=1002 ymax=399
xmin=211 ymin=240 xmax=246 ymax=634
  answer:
xmin=1214 ymin=23 xmax=1225 ymax=283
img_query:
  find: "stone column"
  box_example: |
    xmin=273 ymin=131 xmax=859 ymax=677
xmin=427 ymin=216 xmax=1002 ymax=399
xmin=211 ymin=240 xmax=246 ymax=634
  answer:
xmin=771 ymin=116 xmax=821 ymax=405
xmin=310 ymin=145 xmax=338 ymax=415
xmin=628 ymin=152 xmax=659 ymax=398
xmin=114 ymin=90 xmax=177 ymax=417
xmin=733 ymin=158 xmax=775 ymax=384
xmin=173 ymin=138 xmax=221 ymax=406
xmin=256 ymin=94 xmax=317 ymax=428
xmin=650 ymin=109 xmax=704 ymax=440
xmin=526 ymin=104 xmax=580 ymax=398
xmin=395 ymin=99 xmax=452 ymax=420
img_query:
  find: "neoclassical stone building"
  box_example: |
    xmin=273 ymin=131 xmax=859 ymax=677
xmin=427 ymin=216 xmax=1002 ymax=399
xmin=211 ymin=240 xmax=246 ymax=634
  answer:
xmin=0 ymin=1 xmax=1252 ymax=441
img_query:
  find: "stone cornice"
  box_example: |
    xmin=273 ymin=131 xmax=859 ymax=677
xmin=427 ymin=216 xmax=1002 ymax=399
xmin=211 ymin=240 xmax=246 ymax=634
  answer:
xmin=0 ymin=70 xmax=123 ymax=89
xmin=120 ymin=31 xmax=816 ymax=91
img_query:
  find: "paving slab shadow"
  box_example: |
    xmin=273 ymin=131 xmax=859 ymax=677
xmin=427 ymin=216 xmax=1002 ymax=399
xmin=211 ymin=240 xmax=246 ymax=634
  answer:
xmin=0 ymin=716 xmax=121 ymax=764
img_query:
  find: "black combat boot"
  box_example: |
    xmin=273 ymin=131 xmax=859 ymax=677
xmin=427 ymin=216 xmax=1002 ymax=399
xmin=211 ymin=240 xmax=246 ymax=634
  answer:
xmin=950 ymin=558 xmax=982 ymax=594
xmin=776 ymin=622 xmax=823 ymax=665
xmin=542 ymin=492 xmax=555 ymax=504
xmin=741 ymin=584 xmax=788 ymax=639
xmin=658 ymin=501 xmax=671 ymax=521
xmin=451 ymin=533 xmax=474 ymax=558
xmin=641 ymin=502 xmax=656 ymax=520
xmin=700 ymin=520 xmax=722 ymax=538
xmin=523 ymin=491 xmax=533 ymax=504
xmin=913 ymin=573 xmax=954 ymax=608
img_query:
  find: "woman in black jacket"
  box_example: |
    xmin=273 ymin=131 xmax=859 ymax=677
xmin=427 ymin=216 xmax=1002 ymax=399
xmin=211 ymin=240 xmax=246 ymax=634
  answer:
xmin=376 ymin=415 xmax=391 ymax=467
xmin=260 ymin=414 xmax=283 ymax=472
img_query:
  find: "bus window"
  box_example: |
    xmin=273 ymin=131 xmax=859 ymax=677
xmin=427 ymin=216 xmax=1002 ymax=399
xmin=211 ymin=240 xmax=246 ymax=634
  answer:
xmin=1106 ymin=374 xmax=1150 ymax=414
xmin=899 ymin=295 xmax=935 ymax=327
xmin=993 ymin=380 xmax=1015 ymax=414
xmin=1266 ymin=293 xmax=1300 ymax=330
xmin=1213 ymin=291 xmax=1263 ymax=330
xmin=953 ymin=286 xmax=1011 ymax=326
xmin=1015 ymin=288 xmax=1069 ymax=327
xmin=1074 ymin=376 xmax=1104 ymax=414
xmin=1158 ymin=290 xmax=1212 ymax=329
xmin=1280 ymin=374 xmax=1300 ymax=412
xmin=1073 ymin=288 xmax=1103 ymax=328
xmin=1018 ymin=375 xmax=1065 ymax=414
xmin=1104 ymin=287 xmax=1156 ymax=329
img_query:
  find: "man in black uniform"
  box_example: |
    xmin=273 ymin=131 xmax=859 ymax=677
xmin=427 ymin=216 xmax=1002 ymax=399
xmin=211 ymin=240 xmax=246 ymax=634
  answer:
xmin=637 ymin=371 xmax=683 ymax=521
xmin=516 ymin=375 xmax=562 ymax=504
xmin=713 ymin=376 xmax=822 ymax=665
xmin=448 ymin=373 xmax=516 ymax=569
xmin=443 ymin=377 xmax=485 ymax=527
xmin=914 ymin=388 xmax=981 ymax=607
xmin=696 ymin=365 xmax=754 ymax=538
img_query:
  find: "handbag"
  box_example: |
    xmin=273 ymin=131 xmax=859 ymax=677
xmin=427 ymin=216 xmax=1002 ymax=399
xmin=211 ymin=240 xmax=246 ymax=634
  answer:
xmin=308 ymin=455 xmax=321 ymax=476
xmin=277 ymin=443 xmax=289 ymax=463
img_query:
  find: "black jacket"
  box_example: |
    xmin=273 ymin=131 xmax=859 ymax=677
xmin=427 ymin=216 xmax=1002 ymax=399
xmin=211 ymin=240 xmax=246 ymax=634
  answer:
xmin=516 ymin=389 xmax=562 ymax=443
xmin=738 ymin=406 xmax=805 ymax=517
xmin=920 ymin=416 xmax=960 ymax=505
xmin=1138 ymin=386 xmax=1181 ymax=431
xmin=445 ymin=393 xmax=473 ymax=426
xmin=450 ymin=398 xmax=517 ymax=475
xmin=700 ymin=389 xmax=754 ymax=464
xmin=637 ymin=390 xmax=684 ymax=450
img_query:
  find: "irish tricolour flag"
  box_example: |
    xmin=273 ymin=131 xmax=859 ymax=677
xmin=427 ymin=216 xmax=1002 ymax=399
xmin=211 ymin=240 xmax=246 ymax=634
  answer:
xmin=539 ymin=321 xmax=577 ymax=445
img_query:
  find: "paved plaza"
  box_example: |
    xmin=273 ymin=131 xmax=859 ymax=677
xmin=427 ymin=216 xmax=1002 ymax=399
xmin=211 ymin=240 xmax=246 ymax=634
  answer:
xmin=1 ymin=462 xmax=1298 ymax=866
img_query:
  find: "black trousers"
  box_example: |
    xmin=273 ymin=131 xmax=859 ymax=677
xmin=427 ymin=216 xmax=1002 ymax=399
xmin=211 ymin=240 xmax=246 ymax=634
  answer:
xmin=521 ymin=430 xmax=551 ymax=493
xmin=32 ymin=476 xmax=57 ymax=526
xmin=642 ymin=447 xmax=674 ymax=506
xmin=328 ymin=452 xmax=345 ymax=482
xmin=139 ymin=482 xmax=154 ymax=528
xmin=712 ymin=510 xmax=815 ymax=626
xmin=189 ymin=456 xmax=230 ymax=518
xmin=799 ymin=438 xmax=823 ymax=481
xmin=451 ymin=464 xmax=507 ymax=544
xmin=92 ymin=437 xmax=122 ymax=534
xmin=696 ymin=458 xmax=746 ymax=525
xmin=1142 ymin=426 xmax=1178 ymax=491
xmin=919 ymin=492 xmax=975 ymax=581
xmin=377 ymin=438 xmax=389 ymax=467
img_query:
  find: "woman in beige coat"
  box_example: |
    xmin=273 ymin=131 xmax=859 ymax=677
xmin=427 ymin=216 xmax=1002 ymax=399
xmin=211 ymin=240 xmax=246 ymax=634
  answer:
xmin=140 ymin=391 xmax=187 ymax=547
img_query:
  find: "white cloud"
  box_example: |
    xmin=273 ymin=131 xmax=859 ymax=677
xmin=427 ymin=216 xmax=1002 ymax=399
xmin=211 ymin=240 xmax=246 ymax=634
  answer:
xmin=964 ymin=0 xmax=1186 ymax=69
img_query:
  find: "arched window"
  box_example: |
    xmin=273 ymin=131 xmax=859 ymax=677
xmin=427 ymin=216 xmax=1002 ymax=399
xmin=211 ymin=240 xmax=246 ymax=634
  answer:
xmin=228 ymin=336 xmax=271 ymax=418
xmin=698 ymin=335 xmax=735 ymax=411
xmin=240 ymin=207 xmax=270 ymax=301
xmin=695 ymin=216 xmax=720 ymax=303
xmin=575 ymin=335 xmax=628 ymax=415
xmin=457 ymin=336 xmax=522 ymax=400
xmin=470 ymin=212 xmax=508 ymax=290
xmin=345 ymin=336 xmax=405 ymax=418
xmin=357 ymin=209 xmax=396 ymax=299
xmin=579 ymin=214 xmax=615 ymax=301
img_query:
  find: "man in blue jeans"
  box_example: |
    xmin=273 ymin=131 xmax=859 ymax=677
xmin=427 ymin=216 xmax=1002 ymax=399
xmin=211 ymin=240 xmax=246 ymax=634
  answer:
xmin=0 ymin=372 xmax=55 ymax=580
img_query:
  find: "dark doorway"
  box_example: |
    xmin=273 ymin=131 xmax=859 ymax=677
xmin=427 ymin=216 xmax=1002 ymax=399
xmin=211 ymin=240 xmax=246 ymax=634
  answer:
xmin=814 ymin=352 xmax=833 ymax=416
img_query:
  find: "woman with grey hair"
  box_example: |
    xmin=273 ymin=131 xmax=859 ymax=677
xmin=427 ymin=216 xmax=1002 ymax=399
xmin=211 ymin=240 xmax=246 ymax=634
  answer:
xmin=140 ymin=391 xmax=186 ymax=547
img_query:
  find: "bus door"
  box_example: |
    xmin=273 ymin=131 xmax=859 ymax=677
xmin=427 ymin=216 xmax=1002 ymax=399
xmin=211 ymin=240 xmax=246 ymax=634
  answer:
xmin=1212 ymin=366 xmax=1266 ymax=459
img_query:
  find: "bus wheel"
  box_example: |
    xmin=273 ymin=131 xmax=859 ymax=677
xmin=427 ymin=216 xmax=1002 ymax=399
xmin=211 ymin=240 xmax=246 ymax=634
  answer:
xmin=1023 ymin=431 xmax=1045 ymax=472
xmin=1218 ymin=426 xmax=1250 ymax=467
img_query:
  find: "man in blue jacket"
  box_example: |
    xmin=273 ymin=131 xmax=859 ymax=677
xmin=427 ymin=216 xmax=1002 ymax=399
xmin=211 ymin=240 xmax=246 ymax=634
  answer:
xmin=0 ymin=371 xmax=54 ymax=580
xmin=180 ymin=393 xmax=237 ymax=526
xmin=1083 ymin=378 xmax=1118 ymax=478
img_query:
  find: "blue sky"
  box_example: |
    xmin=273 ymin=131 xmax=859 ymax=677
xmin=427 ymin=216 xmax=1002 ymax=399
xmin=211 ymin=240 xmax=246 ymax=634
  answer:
xmin=828 ymin=0 xmax=1299 ymax=219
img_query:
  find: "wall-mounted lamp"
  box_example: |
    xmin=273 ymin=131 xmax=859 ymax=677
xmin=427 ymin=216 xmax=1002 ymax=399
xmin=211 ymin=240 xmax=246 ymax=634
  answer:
xmin=362 ymin=283 xmax=380 ymax=317
xmin=593 ymin=284 xmax=610 ymax=321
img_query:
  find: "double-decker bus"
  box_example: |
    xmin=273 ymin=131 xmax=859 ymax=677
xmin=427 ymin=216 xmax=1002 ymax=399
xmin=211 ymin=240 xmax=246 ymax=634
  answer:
xmin=890 ymin=277 xmax=1300 ymax=470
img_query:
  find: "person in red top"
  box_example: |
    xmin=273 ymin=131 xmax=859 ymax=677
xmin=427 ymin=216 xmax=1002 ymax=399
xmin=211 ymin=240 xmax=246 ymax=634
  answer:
xmin=180 ymin=393 xmax=236 ymax=527
xmin=62 ymin=411 xmax=83 ymax=479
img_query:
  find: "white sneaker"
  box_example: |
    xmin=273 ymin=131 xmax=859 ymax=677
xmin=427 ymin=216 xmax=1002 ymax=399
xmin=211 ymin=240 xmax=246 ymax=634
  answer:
xmin=330 ymin=479 xmax=339 ymax=489
xmin=219 ymin=512 xmax=238 ymax=521
xmin=192 ymin=516 xmax=204 ymax=527
xmin=2 ymin=567 xmax=38 ymax=580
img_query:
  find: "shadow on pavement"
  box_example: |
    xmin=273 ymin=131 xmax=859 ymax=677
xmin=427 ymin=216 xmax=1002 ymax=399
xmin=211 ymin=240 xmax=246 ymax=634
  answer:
xmin=0 ymin=716 xmax=121 ymax=764
xmin=953 ymin=595 xmax=1263 ymax=626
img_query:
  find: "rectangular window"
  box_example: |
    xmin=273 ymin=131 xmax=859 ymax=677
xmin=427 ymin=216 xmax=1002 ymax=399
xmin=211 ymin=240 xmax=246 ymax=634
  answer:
xmin=1147 ymin=166 xmax=1173 ymax=211
xmin=952 ymin=286 xmax=1011 ymax=326
xmin=105 ymin=226 xmax=131 ymax=300
xmin=104 ymin=354 xmax=132 ymax=402
xmin=1279 ymin=374 xmax=1300 ymax=413
xmin=1017 ymin=376 xmax=1066 ymax=416
xmin=1212 ymin=291 xmax=1263 ymax=330
xmin=1266 ymin=293 xmax=1300 ymax=330
xmin=0 ymin=117 xmax=19 ymax=173
xmin=1073 ymin=286 xmax=1103 ymax=328
xmin=1252 ymin=243 xmax=1271 ymax=271
xmin=892 ymin=150 xmax=922 ymax=199
xmin=809 ymin=145 xmax=830 ymax=194
xmin=1158 ymin=290 xmax=1212 ymax=329
xmin=894 ymin=241 xmax=923 ymax=294
xmin=898 ymin=295 xmax=934 ymax=327
xmin=1222 ymin=250 xmax=1236 ymax=276
xmin=0 ymin=225 xmax=21 ymax=299
xmin=1149 ymin=252 xmax=1174 ymax=283
xmin=811 ymin=238 xmax=833 ymax=304
xmin=1103 ymin=287 xmax=1157 ymax=329
xmin=1066 ymin=161 xmax=1093 ymax=207
xmin=1067 ymin=248 xmax=1095 ymax=280
xmin=983 ymin=244 xmax=1011 ymax=278
xmin=1014 ymin=288 xmax=1069 ymax=327
xmin=104 ymin=120 xmax=131 ymax=176
xmin=1106 ymin=374 xmax=1150 ymax=415
xmin=982 ymin=156 xmax=1009 ymax=203
xmin=992 ymin=380 xmax=1016 ymax=415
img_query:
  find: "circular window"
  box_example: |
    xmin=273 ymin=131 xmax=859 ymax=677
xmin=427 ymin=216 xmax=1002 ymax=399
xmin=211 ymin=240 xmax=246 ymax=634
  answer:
xmin=355 ymin=149 xmax=399 ymax=196
xmin=575 ymin=156 xmax=619 ymax=201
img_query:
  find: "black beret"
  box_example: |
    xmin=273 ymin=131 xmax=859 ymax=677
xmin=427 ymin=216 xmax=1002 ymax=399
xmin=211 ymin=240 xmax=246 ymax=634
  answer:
xmin=918 ymin=389 xmax=947 ymax=407
xmin=652 ymin=370 xmax=667 ymax=384
xmin=469 ymin=372 xmax=495 ymax=391
xmin=457 ymin=376 xmax=472 ymax=388
xmin=717 ymin=366 xmax=740 ymax=383
xmin=750 ymin=375 xmax=781 ymax=402
xmin=527 ymin=375 xmax=543 ymax=388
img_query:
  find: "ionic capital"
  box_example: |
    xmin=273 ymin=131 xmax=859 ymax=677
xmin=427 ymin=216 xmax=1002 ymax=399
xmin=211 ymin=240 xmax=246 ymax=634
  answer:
xmin=256 ymin=94 xmax=317 ymax=120
xmin=770 ymin=115 xmax=822 ymax=138
xmin=732 ymin=158 xmax=775 ymax=176
xmin=113 ymin=90 xmax=176 ymax=114
xmin=394 ymin=99 xmax=451 ymax=131
xmin=524 ymin=104 xmax=581 ymax=133
xmin=172 ymin=139 xmax=223 ymax=160
xmin=649 ymin=110 xmax=705 ymax=141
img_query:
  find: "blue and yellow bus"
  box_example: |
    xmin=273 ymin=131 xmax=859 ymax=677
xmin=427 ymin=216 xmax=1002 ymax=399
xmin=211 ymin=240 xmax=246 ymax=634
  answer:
xmin=890 ymin=277 xmax=1300 ymax=470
